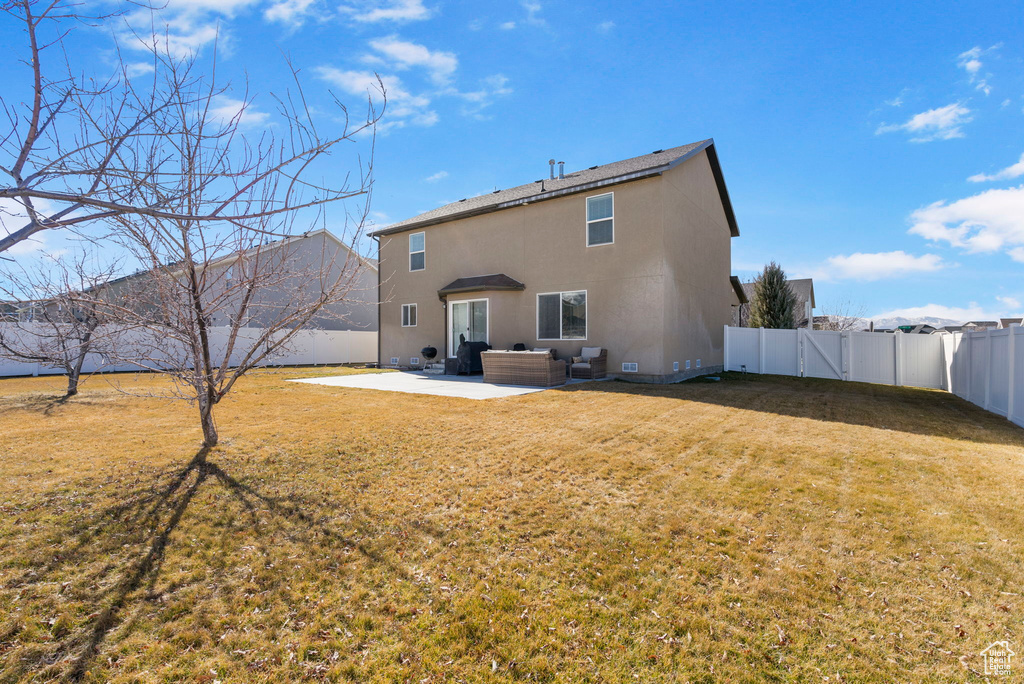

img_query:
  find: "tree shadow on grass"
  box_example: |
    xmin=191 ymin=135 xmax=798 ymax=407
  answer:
xmin=1 ymin=447 xmax=415 ymax=681
xmin=558 ymin=372 xmax=1024 ymax=446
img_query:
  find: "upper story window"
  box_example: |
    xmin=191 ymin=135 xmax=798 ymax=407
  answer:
xmin=402 ymin=303 xmax=418 ymax=327
xmin=586 ymin=193 xmax=614 ymax=247
xmin=409 ymin=232 xmax=425 ymax=271
xmin=537 ymin=290 xmax=587 ymax=340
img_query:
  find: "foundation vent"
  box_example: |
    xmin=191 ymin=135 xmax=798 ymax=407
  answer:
xmin=622 ymin=362 xmax=638 ymax=373
xmin=390 ymin=357 xmax=400 ymax=365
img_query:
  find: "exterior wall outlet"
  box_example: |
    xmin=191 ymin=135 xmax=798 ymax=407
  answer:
xmin=622 ymin=362 xmax=638 ymax=373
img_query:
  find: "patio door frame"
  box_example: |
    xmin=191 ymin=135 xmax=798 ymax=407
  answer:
xmin=447 ymin=297 xmax=489 ymax=358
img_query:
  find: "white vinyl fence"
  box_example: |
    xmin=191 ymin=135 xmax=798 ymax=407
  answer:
xmin=949 ymin=328 xmax=1024 ymax=429
xmin=0 ymin=323 xmax=377 ymax=378
xmin=724 ymin=326 xmax=1024 ymax=429
xmin=724 ymin=326 xmax=947 ymax=389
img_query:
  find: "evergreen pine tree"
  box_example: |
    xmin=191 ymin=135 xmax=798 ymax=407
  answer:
xmin=748 ymin=262 xmax=797 ymax=329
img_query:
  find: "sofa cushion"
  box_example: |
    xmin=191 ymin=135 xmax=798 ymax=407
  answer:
xmin=571 ymin=362 xmax=591 ymax=369
xmin=581 ymin=346 xmax=602 ymax=360
xmin=533 ymin=347 xmax=550 ymax=353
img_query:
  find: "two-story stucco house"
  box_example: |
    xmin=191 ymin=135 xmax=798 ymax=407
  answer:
xmin=371 ymin=139 xmax=740 ymax=382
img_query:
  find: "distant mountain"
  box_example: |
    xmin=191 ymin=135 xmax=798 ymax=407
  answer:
xmin=865 ymin=315 xmax=962 ymax=330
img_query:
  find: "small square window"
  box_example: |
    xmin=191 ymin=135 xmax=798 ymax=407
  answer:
xmin=586 ymin=193 xmax=614 ymax=246
xmin=409 ymin=232 xmax=425 ymax=271
xmin=402 ymin=303 xmax=417 ymax=327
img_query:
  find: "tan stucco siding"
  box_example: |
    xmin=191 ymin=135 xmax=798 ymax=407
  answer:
xmin=377 ymin=175 xmax=669 ymax=371
xmin=659 ymin=151 xmax=733 ymax=374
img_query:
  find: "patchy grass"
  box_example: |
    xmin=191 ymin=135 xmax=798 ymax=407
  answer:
xmin=0 ymin=370 xmax=1022 ymax=682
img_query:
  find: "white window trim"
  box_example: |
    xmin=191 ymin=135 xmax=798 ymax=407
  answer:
xmin=447 ymin=298 xmax=489 ymax=358
xmin=536 ymin=290 xmax=588 ymax=341
xmin=586 ymin=192 xmax=614 ymax=247
xmin=401 ymin=303 xmax=418 ymax=327
xmin=409 ymin=231 xmax=425 ymax=271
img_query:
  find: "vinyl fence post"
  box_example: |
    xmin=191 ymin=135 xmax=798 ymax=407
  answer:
xmin=724 ymin=325 xmax=730 ymax=372
xmin=796 ymin=327 xmax=804 ymax=377
xmin=894 ymin=331 xmax=903 ymax=387
xmin=984 ymin=328 xmax=993 ymax=411
xmin=841 ymin=331 xmax=850 ymax=381
xmin=759 ymin=327 xmax=766 ymax=375
xmin=1007 ymin=327 xmax=1017 ymax=422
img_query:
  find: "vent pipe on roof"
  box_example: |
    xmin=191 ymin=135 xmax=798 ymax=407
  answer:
xmin=548 ymin=159 xmax=556 ymax=180
xmin=558 ymin=161 xmax=565 ymax=179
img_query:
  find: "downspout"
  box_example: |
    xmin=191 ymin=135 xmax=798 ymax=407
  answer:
xmin=374 ymin=235 xmax=382 ymax=368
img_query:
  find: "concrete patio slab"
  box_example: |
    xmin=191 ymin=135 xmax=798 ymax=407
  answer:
xmin=289 ymin=370 xmax=602 ymax=400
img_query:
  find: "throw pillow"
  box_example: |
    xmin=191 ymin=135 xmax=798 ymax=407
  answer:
xmin=571 ymin=356 xmax=584 ymax=364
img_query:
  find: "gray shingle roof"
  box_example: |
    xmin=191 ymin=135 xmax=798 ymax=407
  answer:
xmin=438 ymin=274 xmax=525 ymax=297
xmin=740 ymin=278 xmax=815 ymax=308
xmin=371 ymin=139 xmax=738 ymax=237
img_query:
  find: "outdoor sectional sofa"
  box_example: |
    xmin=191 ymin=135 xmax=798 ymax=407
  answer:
xmin=480 ymin=350 xmax=567 ymax=387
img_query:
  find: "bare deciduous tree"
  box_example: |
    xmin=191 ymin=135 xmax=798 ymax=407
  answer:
xmin=0 ymin=0 xmax=377 ymax=255
xmin=99 ymin=223 xmax=375 ymax=449
xmin=0 ymin=252 xmax=120 ymax=396
xmin=1 ymin=1 xmax=383 ymax=448
xmin=815 ymin=299 xmax=866 ymax=331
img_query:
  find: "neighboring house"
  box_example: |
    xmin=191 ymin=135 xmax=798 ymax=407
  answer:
xmin=371 ymin=139 xmax=740 ymax=382
xmin=932 ymin=325 xmax=964 ymax=334
xmin=88 ymin=229 xmax=378 ymax=332
xmin=737 ymin=278 xmax=815 ymax=328
xmin=963 ymin=320 xmax=999 ymax=331
xmin=1000 ymin=317 xmax=1023 ymax=328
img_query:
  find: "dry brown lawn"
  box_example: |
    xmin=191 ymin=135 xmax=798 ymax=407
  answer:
xmin=0 ymin=368 xmax=1022 ymax=682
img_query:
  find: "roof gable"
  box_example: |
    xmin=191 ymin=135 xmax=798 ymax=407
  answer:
xmin=371 ymin=139 xmax=739 ymax=237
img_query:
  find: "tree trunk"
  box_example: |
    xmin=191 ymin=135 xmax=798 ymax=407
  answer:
xmin=65 ymin=373 xmax=79 ymax=397
xmin=198 ymin=397 xmax=218 ymax=449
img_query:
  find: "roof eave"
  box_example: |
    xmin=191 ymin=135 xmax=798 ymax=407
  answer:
xmin=371 ymin=139 xmax=740 ymax=239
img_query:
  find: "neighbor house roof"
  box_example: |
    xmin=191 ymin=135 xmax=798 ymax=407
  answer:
xmin=1000 ymin=317 xmax=1023 ymax=328
xmin=437 ymin=274 xmax=525 ymax=298
xmin=740 ymin=278 xmax=815 ymax=308
xmin=370 ymin=139 xmax=739 ymax=238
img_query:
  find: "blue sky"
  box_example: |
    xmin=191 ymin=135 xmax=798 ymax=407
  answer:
xmin=3 ymin=0 xmax=1024 ymax=323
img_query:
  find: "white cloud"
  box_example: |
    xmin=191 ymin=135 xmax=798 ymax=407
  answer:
xmin=126 ymin=61 xmax=156 ymax=77
xmin=957 ymin=47 xmax=983 ymax=75
xmin=367 ymin=36 xmax=457 ymax=85
xmin=521 ymin=0 xmax=546 ymax=27
xmin=876 ymin=102 xmax=973 ymax=142
xmin=958 ymin=45 xmax=999 ymax=96
xmin=908 ymin=185 xmax=1024 ymax=260
xmin=467 ymin=18 xmax=482 ymax=30
xmin=341 ymin=0 xmax=430 ymax=22
xmin=997 ymin=295 xmax=1022 ymax=310
xmin=968 ymin=153 xmax=1024 ymax=183
xmin=0 ymin=198 xmax=60 ymax=256
xmin=264 ymin=0 xmax=317 ymax=27
xmin=817 ymin=250 xmax=946 ymax=281
xmin=424 ymin=171 xmax=448 ymax=182
xmin=499 ymin=21 xmax=516 ymax=30
xmin=315 ymin=67 xmax=436 ymax=131
xmin=869 ymin=303 xmax=998 ymax=323
xmin=208 ymin=96 xmax=271 ymax=128
xmin=455 ymin=73 xmax=513 ymax=119
xmin=596 ymin=20 xmax=614 ymax=33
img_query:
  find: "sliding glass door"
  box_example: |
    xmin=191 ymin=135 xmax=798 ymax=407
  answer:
xmin=448 ymin=299 xmax=488 ymax=357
